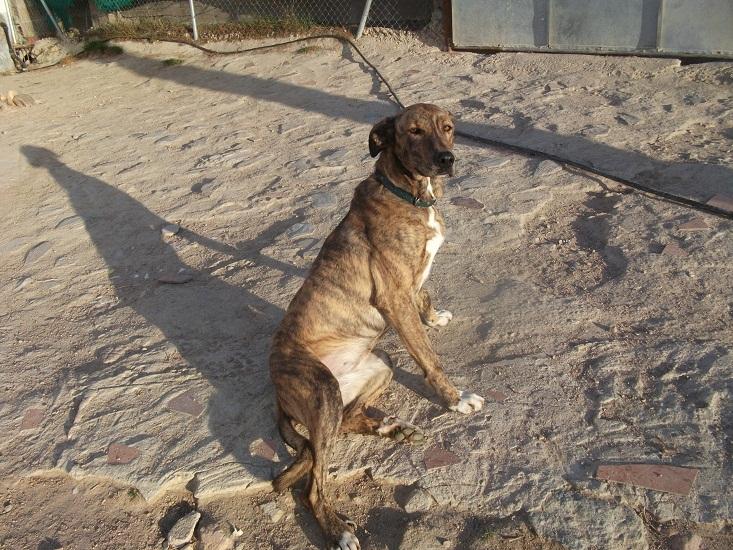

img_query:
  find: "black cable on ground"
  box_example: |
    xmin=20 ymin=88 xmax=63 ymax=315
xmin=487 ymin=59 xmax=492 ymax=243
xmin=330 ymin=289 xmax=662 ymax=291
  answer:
xmin=46 ymin=32 xmax=733 ymax=220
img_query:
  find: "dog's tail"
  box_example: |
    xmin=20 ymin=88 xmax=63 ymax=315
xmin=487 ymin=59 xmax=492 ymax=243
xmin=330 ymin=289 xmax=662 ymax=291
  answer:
xmin=272 ymin=407 xmax=313 ymax=492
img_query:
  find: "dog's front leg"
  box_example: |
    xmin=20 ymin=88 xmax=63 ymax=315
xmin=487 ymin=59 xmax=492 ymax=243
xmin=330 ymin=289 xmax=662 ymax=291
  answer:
xmin=377 ymin=294 xmax=483 ymax=414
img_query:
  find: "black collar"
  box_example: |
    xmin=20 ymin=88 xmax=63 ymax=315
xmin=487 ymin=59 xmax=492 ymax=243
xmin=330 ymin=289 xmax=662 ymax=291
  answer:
xmin=375 ymin=171 xmax=436 ymax=208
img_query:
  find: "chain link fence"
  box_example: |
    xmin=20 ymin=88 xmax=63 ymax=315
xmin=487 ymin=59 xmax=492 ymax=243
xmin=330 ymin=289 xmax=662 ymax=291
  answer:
xmin=7 ymin=0 xmax=445 ymax=43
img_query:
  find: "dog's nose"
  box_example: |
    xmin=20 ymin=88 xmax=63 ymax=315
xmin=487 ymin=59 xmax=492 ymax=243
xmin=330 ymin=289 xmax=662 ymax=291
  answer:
xmin=436 ymin=151 xmax=455 ymax=170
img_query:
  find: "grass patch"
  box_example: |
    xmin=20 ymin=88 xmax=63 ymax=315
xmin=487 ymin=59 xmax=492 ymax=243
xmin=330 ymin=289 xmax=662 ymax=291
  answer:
xmin=82 ymin=40 xmax=123 ymax=56
xmin=88 ymin=17 xmax=345 ymax=43
xmin=163 ymin=58 xmax=184 ymax=66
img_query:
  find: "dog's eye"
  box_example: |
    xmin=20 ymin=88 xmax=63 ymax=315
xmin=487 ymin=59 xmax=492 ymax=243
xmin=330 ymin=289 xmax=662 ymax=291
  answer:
xmin=409 ymin=127 xmax=423 ymax=135
xmin=444 ymin=125 xmax=453 ymax=132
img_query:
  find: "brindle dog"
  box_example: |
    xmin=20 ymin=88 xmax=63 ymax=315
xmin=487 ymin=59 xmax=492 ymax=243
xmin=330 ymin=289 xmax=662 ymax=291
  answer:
xmin=270 ymin=103 xmax=484 ymax=550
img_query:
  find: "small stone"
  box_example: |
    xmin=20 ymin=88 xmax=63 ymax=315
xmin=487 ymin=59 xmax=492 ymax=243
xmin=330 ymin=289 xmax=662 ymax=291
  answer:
xmin=13 ymin=93 xmax=36 ymax=107
xmin=423 ymin=445 xmax=461 ymax=470
xmin=450 ymin=196 xmax=484 ymax=210
xmin=72 ymin=487 xmax=79 ymax=495
xmin=310 ymin=192 xmax=338 ymax=209
xmin=678 ymin=217 xmax=709 ymax=231
xmin=249 ymin=438 xmax=279 ymax=462
xmin=480 ymin=156 xmax=510 ymax=169
xmin=581 ymin=125 xmax=609 ymax=137
xmin=662 ymin=243 xmax=687 ymax=257
xmin=161 ymin=223 xmax=180 ymax=237
xmin=157 ymin=272 xmax=193 ymax=284
xmin=297 ymin=238 xmax=321 ymax=259
xmin=534 ymin=160 xmax=562 ymax=177
xmin=403 ymin=487 xmax=434 ymax=513
xmin=24 ymin=241 xmax=52 ymax=265
xmin=596 ymin=463 xmax=698 ymax=495
xmin=167 ymin=390 xmax=204 ymax=417
xmin=485 ymin=389 xmax=507 ymax=402
xmin=3 ymin=501 xmax=12 ymax=513
xmin=286 ymin=222 xmax=315 ymax=239
xmin=167 ymin=510 xmax=201 ymax=547
xmin=20 ymin=408 xmax=44 ymax=430
xmin=458 ymin=177 xmax=487 ymax=190
xmin=107 ymin=443 xmax=140 ymax=465
xmin=259 ymin=501 xmax=284 ymax=523
xmin=707 ymin=194 xmax=733 ymax=213
xmin=615 ymin=113 xmax=640 ymax=125
xmin=15 ymin=277 xmax=31 ymax=291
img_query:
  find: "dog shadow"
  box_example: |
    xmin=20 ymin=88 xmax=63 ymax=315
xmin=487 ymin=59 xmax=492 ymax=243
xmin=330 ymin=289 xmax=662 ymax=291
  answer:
xmin=21 ymin=145 xmax=292 ymax=502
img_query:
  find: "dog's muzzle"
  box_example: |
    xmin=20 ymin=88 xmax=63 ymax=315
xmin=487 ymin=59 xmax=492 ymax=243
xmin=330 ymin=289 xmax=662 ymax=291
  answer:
xmin=435 ymin=151 xmax=455 ymax=176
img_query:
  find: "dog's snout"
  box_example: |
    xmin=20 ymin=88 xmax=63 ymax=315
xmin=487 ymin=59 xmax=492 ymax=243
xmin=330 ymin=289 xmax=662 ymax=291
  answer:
xmin=435 ymin=151 xmax=455 ymax=169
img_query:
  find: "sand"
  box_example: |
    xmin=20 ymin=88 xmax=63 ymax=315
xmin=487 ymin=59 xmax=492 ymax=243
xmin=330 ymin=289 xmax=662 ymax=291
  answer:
xmin=0 ymin=33 xmax=731 ymax=549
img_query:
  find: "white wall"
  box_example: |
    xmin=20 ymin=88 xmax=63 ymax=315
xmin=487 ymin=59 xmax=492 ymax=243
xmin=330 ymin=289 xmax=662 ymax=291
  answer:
xmin=0 ymin=0 xmax=15 ymax=73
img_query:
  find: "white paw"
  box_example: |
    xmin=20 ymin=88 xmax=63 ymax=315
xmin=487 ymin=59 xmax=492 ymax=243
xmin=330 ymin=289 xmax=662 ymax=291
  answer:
xmin=434 ymin=310 xmax=453 ymax=327
xmin=449 ymin=390 xmax=485 ymax=414
xmin=332 ymin=530 xmax=360 ymax=550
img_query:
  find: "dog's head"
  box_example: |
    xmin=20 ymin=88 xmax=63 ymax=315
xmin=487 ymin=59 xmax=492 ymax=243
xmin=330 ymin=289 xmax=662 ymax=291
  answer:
xmin=369 ymin=104 xmax=456 ymax=177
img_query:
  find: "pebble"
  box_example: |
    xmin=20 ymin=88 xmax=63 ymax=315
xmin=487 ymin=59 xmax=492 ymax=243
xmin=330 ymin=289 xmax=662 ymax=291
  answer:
xmin=678 ymin=217 xmax=709 ymax=231
xmin=24 ymin=241 xmax=52 ymax=265
xmin=286 ymin=222 xmax=315 ymax=239
xmin=533 ymin=160 xmax=562 ymax=177
xmin=3 ymin=502 xmax=12 ymax=514
xmin=12 ymin=93 xmax=36 ymax=107
xmin=450 ymin=196 xmax=484 ymax=210
xmin=249 ymin=438 xmax=279 ymax=461
xmin=259 ymin=501 xmax=285 ymax=523
xmin=107 ymin=443 xmax=140 ymax=465
xmin=581 ymin=125 xmax=610 ymax=137
xmin=662 ymin=243 xmax=687 ymax=257
xmin=403 ymin=486 xmax=435 ymax=513
xmin=161 ymin=223 xmax=180 ymax=238
xmin=167 ymin=390 xmax=204 ymax=416
xmin=20 ymin=408 xmax=44 ymax=430
xmin=157 ymin=272 xmax=193 ymax=284
xmin=167 ymin=510 xmax=201 ymax=548
xmin=458 ymin=177 xmax=486 ymax=190
xmin=615 ymin=113 xmax=640 ymax=126
xmin=310 ymin=191 xmax=338 ymax=209
xmin=480 ymin=156 xmax=510 ymax=169
xmin=423 ymin=445 xmax=461 ymax=470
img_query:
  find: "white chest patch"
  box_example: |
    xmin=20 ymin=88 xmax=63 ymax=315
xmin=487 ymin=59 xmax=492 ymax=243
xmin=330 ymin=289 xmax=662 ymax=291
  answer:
xmin=419 ymin=206 xmax=444 ymax=288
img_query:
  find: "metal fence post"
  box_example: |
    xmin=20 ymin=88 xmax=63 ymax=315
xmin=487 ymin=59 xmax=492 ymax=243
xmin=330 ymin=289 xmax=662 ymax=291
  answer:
xmin=188 ymin=0 xmax=199 ymax=41
xmin=355 ymin=0 xmax=373 ymax=39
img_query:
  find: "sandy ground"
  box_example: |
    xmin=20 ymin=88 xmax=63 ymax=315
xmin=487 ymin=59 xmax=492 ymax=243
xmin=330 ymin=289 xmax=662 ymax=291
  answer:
xmin=0 ymin=33 xmax=732 ymax=549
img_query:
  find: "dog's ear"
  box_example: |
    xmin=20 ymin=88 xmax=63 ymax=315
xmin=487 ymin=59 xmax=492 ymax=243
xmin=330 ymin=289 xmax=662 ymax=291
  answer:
xmin=368 ymin=116 xmax=395 ymax=158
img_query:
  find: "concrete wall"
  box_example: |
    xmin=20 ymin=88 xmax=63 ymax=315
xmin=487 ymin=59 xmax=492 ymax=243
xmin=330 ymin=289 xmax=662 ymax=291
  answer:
xmin=1 ymin=0 xmax=16 ymax=74
xmin=452 ymin=0 xmax=733 ymax=58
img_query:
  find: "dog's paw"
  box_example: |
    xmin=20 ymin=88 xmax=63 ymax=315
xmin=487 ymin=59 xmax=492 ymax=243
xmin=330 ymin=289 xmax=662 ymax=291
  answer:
xmin=331 ymin=530 xmax=360 ymax=550
xmin=433 ymin=309 xmax=453 ymax=327
xmin=449 ymin=390 xmax=485 ymax=414
xmin=425 ymin=309 xmax=453 ymax=328
xmin=377 ymin=416 xmax=425 ymax=444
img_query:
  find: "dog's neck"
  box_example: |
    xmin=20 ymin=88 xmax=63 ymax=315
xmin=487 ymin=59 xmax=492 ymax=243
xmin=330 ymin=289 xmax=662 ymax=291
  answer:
xmin=375 ymin=150 xmax=443 ymax=205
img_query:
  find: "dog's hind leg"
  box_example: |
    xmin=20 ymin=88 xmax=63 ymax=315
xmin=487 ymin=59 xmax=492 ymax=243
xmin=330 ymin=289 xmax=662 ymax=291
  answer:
xmin=272 ymin=407 xmax=312 ymax=493
xmin=272 ymin=355 xmax=359 ymax=549
xmin=416 ymin=288 xmax=452 ymax=328
xmin=340 ymin=350 xmax=425 ymax=444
